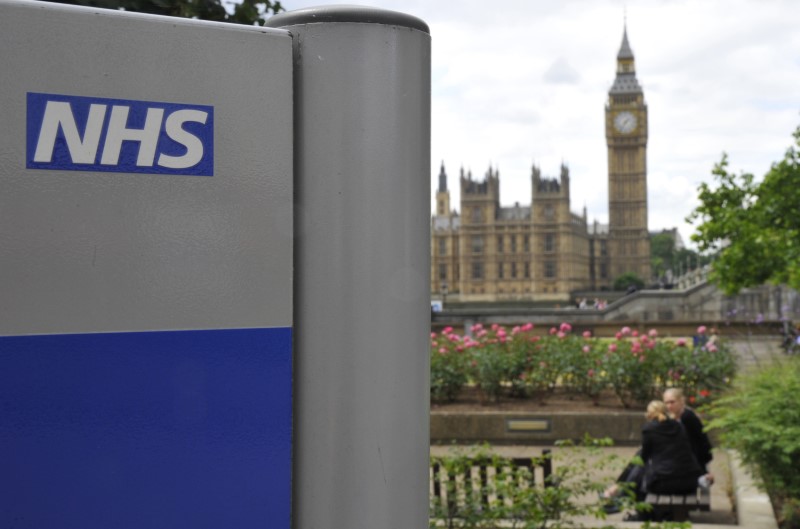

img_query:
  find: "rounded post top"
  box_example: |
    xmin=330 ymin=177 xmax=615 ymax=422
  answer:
xmin=265 ymin=5 xmax=429 ymax=34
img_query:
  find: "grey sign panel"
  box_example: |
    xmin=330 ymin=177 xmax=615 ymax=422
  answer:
xmin=0 ymin=0 xmax=293 ymax=336
xmin=1 ymin=2 xmax=293 ymax=528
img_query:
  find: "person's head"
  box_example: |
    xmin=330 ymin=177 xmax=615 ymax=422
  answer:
xmin=646 ymin=400 xmax=669 ymax=422
xmin=663 ymin=388 xmax=685 ymax=418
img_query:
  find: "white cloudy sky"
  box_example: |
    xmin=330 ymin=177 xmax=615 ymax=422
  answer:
xmin=279 ymin=0 xmax=800 ymax=246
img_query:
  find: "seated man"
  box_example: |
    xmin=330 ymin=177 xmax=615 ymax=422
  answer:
xmin=664 ymin=388 xmax=713 ymax=478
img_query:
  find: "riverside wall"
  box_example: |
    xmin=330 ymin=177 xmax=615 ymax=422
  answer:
xmin=433 ymin=282 xmax=799 ymax=337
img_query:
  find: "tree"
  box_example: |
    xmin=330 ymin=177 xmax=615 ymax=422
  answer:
xmin=613 ymin=272 xmax=644 ymax=292
xmin=650 ymin=232 xmax=676 ymax=279
xmin=650 ymin=231 xmax=711 ymax=282
xmin=688 ymin=126 xmax=800 ymax=294
xmin=54 ymin=0 xmax=284 ymax=25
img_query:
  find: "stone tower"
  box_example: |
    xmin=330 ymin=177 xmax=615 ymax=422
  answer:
xmin=605 ymin=25 xmax=651 ymax=284
xmin=435 ymin=161 xmax=450 ymax=216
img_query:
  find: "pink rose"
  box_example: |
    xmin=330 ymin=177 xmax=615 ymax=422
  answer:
xmin=615 ymin=332 xmax=622 ymax=340
xmin=442 ymin=326 xmax=453 ymax=334
xmin=557 ymin=331 xmax=566 ymax=339
xmin=549 ymin=327 xmax=557 ymax=335
xmin=608 ymin=343 xmax=618 ymax=353
xmin=521 ymin=323 xmax=534 ymax=332
xmin=697 ymin=325 xmax=707 ymax=335
xmin=582 ymin=345 xmax=591 ymax=353
xmin=582 ymin=330 xmax=592 ymax=339
xmin=559 ymin=322 xmax=572 ymax=333
xmin=648 ymin=329 xmax=658 ymax=338
xmin=438 ymin=347 xmax=447 ymax=355
xmin=677 ymin=338 xmax=687 ymax=347
xmin=621 ymin=326 xmax=631 ymax=336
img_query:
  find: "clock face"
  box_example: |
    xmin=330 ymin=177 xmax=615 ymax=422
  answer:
xmin=614 ymin=111 xmax=637 ymax=134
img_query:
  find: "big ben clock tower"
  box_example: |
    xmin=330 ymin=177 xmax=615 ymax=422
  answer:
xmin=606 ymin=25 xmax=651 ymax=284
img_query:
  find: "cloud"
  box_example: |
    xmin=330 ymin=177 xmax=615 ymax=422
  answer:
xmin=281 ymin=0 xmax=800 ymax=248
xmin=543 ymin=57 xmax=580 ymax=84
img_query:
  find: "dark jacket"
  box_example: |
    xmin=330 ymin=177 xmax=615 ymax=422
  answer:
xmin=641 ymin=418 xmax=703 ymax=494
xmin=680 ymin=407 xmax=713 ymax=472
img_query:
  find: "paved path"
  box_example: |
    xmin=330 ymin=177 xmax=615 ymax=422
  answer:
xmin=727 ymin=334 xmax=786 ymax=371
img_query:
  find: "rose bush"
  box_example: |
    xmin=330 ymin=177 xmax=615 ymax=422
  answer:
xmin=430 ymin=322 xmax=736 ymax=407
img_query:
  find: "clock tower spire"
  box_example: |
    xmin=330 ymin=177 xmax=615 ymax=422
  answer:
xmin=605 ymin=23 xmax=650 ymax=286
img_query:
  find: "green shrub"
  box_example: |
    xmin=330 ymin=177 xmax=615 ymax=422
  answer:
xmin=429 ymin=445 xmax=497 ymax=529
xmin=429 ymin=436 xmax=648 ymax=529
xmin=430 ymin=328 xmax=469 ymax=402
xmin=430 ymin=322 xmax=736 ymax=408
xmin=706 ymin=356 xmax=800 ymax=524
xmin=663 ymin=331 xmax=736 ymax=406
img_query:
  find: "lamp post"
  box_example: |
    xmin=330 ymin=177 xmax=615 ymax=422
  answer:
xmin=441 ymin=281 xmax=448 ymax=308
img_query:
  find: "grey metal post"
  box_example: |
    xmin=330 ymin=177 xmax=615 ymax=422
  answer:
xmin=267 ymin=7 xmax=431 ymax=529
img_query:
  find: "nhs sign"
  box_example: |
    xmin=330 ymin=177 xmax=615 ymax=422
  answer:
xmin=27 ymin=93 xmax=214 ymax=176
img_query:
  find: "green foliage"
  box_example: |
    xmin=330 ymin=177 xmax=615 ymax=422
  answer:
xmin=431 ymin=323 xmax=736 ymax=409
xmin=650 ymin=232 xmax=676 ymax=279
xmin=613 ymin=272 xmax=645 ymax=291
xmin=53 ymin=0 xmax=284 ymax=25
xmin=470 ymin=339 xmax=509 ymax=403
xmin=780 ymin=498 xmax=800 ymax=529
xmin=429 ymin=445 xmax=499 ymax=529
xmin=430 ymin=437 xmax=644 ymax=529
xmin=688 ymin=125 xmax=800 ymax=294
xmin=431 ymin=329 xmax=469 ymax=402
xmin=651 ymin=231 xmax=711 ymax=281
xmin=706 ymin=356 xmax=800 ymax=510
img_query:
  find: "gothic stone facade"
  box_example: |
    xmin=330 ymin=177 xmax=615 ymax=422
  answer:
xmin=431 ymin=27 xmax=650 ymax=302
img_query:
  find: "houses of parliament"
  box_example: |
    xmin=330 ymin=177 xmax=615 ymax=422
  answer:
xmin=431 ymin=28 xmax=651 ymax=302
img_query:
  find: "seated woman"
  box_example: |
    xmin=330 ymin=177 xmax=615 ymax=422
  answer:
xmin=625 ymin=400 xmax=704 ymax=521
xmin=602 ymin=400 xmax=705 ymax=520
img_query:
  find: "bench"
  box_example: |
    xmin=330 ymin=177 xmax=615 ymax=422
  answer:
xmin=645 ymin=487 xmax=710 ymax=521
xmin=430 ymin=449 xmax=553 ymax=519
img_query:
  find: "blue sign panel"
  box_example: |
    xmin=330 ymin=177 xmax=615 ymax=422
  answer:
xmin=26 ymin=92 xmax=214 ymax=176
xmin=0 ymin=328 xmax=291 ymax=529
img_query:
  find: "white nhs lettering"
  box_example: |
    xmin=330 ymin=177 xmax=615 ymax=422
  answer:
xmin=33 ymin=101 xmax=208 ymax=169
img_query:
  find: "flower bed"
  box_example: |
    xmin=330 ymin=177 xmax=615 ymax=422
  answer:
xmin=431 ymin=322 xmax=736 ymax=408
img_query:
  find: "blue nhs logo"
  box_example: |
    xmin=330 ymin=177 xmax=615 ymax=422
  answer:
xmin=27 ymin=93 xmax=213 ymax=176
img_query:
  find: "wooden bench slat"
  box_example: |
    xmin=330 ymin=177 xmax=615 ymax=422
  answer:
xmin=644 ymin=487 xmax=711 ymax=521
xmin=683 ymin=495 xmax=700 ymax=506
